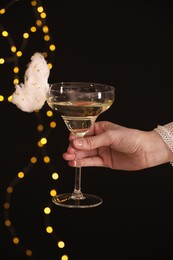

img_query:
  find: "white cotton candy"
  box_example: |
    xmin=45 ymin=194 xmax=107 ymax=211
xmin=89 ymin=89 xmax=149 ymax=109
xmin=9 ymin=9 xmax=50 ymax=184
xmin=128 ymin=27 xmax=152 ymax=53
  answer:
xmin=11 ymin=52 xmax=50 ymax=112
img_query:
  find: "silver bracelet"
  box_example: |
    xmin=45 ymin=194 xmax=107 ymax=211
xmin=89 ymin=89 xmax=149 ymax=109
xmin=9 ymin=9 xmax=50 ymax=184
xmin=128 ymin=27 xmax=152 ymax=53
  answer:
xmin=154 ymin=122 xmax=173 ymax=166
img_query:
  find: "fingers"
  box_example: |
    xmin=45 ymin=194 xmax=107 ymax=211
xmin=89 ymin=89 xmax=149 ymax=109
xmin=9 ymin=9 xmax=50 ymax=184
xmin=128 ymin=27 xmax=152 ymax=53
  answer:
xmin=62 ymin=142 xmax=99 ymax=168
xmin=68 ymin=156 xmax=105 ymax=168
xmin=71 ymin=131 xmax=112 ymax=151
xmin=62 ymin=149 xmax=76 ymax=161
xmin=62 ymin=147 xmax=97 ymax=161
xmin=69 ymin=132 xmax=77 ymax=141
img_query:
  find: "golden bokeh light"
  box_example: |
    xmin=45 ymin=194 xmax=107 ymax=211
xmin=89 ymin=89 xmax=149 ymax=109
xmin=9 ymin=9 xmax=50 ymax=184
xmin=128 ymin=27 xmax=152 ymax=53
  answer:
xmin=1 ymin=1 xmax=68 ymax=259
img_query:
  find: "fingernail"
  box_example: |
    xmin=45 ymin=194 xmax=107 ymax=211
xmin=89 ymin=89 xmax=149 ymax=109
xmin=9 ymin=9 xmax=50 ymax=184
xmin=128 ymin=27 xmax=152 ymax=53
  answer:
xmin=73 ymin=139 xmax=83 ymax=147
xmin=73 ymin=160 xmax=77 ymax=167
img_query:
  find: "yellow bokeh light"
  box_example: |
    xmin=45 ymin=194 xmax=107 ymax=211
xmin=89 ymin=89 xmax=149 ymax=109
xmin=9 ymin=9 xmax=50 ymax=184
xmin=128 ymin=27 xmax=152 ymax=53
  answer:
xmin=31 ymin=157 xmax=37 ymax=163
xmin=61 ymin=255 xmax=68 ymax=260
xmin=13 ymin=67 xmax=19 ymax=73
xmin=31 ymin=1 xmax=37 ymax=6
xmin=13 ymin=237 xmax=19 ymax=245
xmin=23 ymin=32 xmax=29 ymax=39
xmin=0 ymin=95 xmax=4 ymax=101
xmin=25 ymin=249 xmax=32 ymax=256
xmin=44 ymin=35 xmax=50 ymax=41
xmin=13 ymin=78 xmax=19 ymax=85
xmin=3 ymin=202 xmax=10 ymax=209
xmin=37 ymin=6 xmax=44 ymax=13
xmin=40 ymin=12 xmax=46 ymax=19
xmin=36 ymin=19 xmax=42 ymax=26
xmin=5 ymin=219 xmax=11 ymax=227
xmin=50 ymin=121 xmax=56 ymax=128
xmin=44 ymin=207 xmax=51 ymax=214
xmin=41 ymin=52 xmax=47 ymax=58
xmin=7 ymin=186 xmax=13 ymax=193
xmin=40 ymin=137 xmax=47 ymax=145
xmin=58 ymin=241 xmax=65 ymax=248
xmin=0 ymin=58 xmax=5 ymax=64
xmin=43 ymin=25 xmax=49 ymax=33
xmin=49 ymin=44 xmax=56 ymax=51
xmin=0 ymin=8 xmax=5 ymax=14
xmin=0 ymin=3 xmax=58 ymax=254
xmin=38 ymin=140 xmax=43 ymax=147
xmin=46 ymin=226 xmax=53 ymax=234
xmin=8 ymin=95 xmax=12 ymax=102
xmin=18 ymin=171 xmax=24 ymax=179
xmin=50 ymin=189 xmax=57 ymax=197
xmin=44 ymin=156 xmax=50 ymax=163
xmin=16 ymin=51 xmax=22 ymax=57
xmin=52 ymin=172 xmax=59 ymax=180
xmin=37 ymin=124 xmax=44 ymax=131
xmin=30 ymin=26 xmax=37 ymax=32
xmin=46 ymin=110 xmax=53 ymax=117
xmin=2 ymin=30 xmax=8 ymax=37
xmin=11 ymin=45 xmax=16 ymax=52
xmin=48 ymin=63 xmax=53 ymax=69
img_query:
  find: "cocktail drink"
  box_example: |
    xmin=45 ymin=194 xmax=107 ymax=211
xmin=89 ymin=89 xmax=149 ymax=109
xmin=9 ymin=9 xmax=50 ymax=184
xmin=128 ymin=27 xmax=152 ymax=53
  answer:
xmin=47 ymin=82 xmax=115 ymax=208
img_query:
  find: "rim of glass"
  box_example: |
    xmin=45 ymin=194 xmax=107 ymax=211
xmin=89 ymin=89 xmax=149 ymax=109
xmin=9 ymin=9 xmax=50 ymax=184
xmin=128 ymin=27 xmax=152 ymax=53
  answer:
xmin=49 ymin=82 xmax=115 ymax=93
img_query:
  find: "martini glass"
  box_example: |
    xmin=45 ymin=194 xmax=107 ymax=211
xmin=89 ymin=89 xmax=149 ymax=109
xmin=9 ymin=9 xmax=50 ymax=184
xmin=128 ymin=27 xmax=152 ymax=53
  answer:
xmin=47 ymin=82 xmax=115 ymax=208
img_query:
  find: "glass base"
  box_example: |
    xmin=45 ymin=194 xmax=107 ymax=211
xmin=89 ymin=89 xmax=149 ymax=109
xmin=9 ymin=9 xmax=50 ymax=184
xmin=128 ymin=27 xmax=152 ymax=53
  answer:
xmin=52 ymin=193 xmax=103 ymax=208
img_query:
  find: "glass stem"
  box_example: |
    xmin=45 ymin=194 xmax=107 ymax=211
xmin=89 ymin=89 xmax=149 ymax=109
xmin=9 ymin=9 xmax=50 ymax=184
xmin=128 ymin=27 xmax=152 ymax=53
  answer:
xmin=70 ymin=133 xmax=86 ymax=200
xmin=73 ymin=166 xmax=82 ymax=194
xmin=71 ymin=165 xmax=85 ymax=200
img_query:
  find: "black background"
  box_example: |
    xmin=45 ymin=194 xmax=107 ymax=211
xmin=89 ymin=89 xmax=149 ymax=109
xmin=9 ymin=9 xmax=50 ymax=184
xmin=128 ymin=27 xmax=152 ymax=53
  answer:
xmin=1 ymin=0 xmax=173 ymax=259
